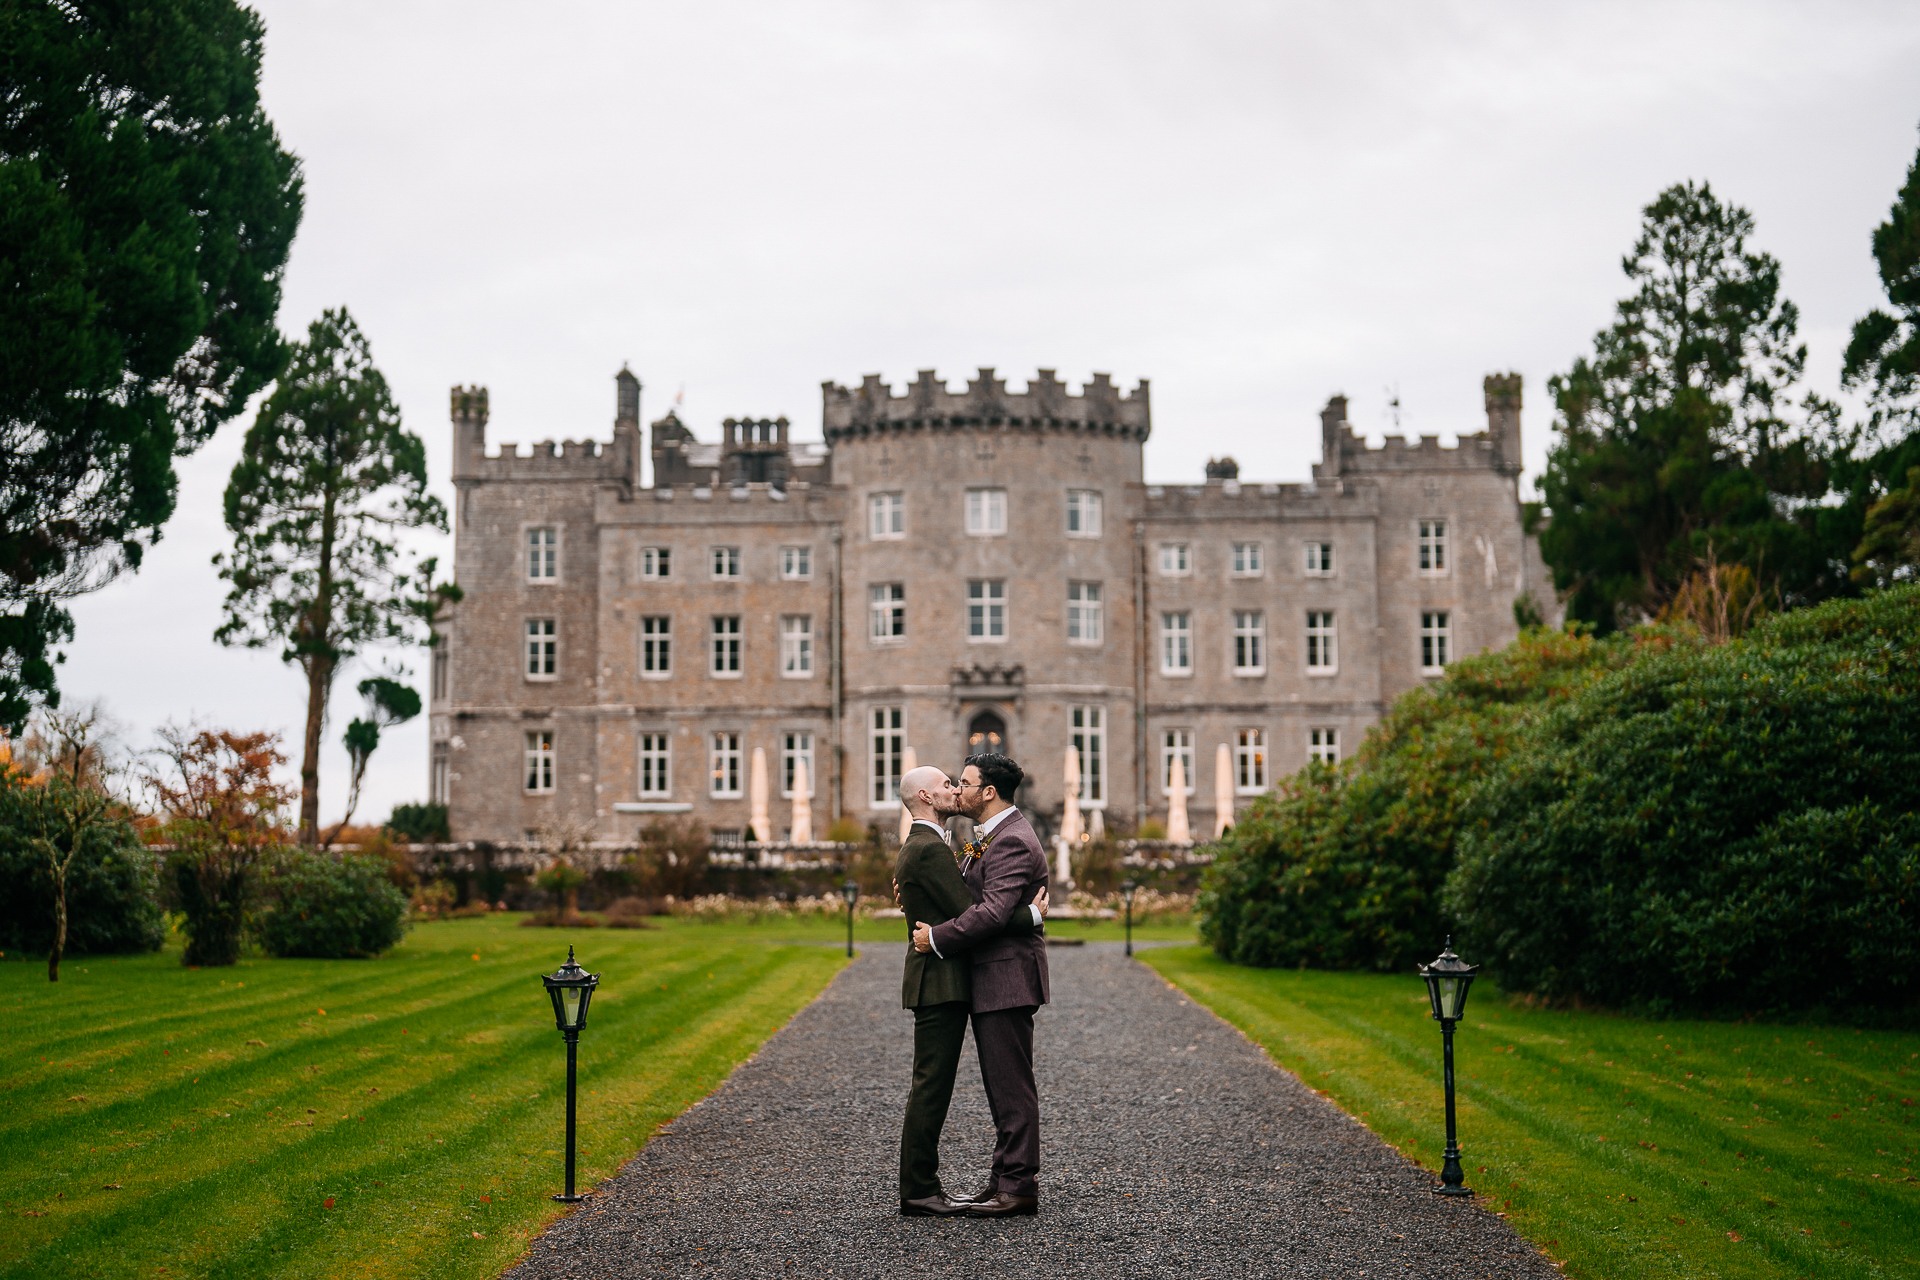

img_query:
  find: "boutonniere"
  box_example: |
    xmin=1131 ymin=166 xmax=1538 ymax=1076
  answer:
xmin=957 ymin=840 xmax=985 ymax=865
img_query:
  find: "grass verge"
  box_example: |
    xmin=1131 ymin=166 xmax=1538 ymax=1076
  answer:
xmin=0 ymin=915 xmax=844 ymax=1280
xmin=1141 ymin=946 xmax=1920 ymax=1280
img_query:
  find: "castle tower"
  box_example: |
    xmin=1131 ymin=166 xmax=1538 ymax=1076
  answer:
xmin=1483 ymin=373 xmax=1523 ymax=476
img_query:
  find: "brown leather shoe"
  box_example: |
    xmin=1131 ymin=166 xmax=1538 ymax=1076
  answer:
xmin=899 ymin=1193 xmax=968 ymax=1217
xmin=964 ymin=1191 xmax=1038 ymax=1218
xmin=951 ymin=1183 xmax=995 ymax=1205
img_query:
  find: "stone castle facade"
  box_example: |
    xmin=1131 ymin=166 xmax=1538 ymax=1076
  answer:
xmin=431 ymin=368 xmax=1560 ymax=845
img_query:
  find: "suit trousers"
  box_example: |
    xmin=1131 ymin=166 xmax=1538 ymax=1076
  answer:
xmin=899 ymin=1001 xmax=970 ymax=1200
xmin=972 ymin=1005 xmax=1040 ymax=1197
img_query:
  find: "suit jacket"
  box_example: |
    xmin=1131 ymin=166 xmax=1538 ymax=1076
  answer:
xmin=895 ymin=823 xmax=1038 ymax=1009
xmin=928 ymin=808 xmax=1051 ymax=1014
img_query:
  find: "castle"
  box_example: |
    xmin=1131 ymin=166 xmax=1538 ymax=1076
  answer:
xmin=431 ymin=368 xmax=1559 ymax=846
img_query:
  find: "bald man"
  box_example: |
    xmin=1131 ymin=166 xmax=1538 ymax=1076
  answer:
xmin=893 ymin=764 xmax=1048 ymax=1216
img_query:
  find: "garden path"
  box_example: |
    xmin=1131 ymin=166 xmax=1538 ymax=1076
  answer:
xmin=503 ymin=943 xmax=1557 ymax=1279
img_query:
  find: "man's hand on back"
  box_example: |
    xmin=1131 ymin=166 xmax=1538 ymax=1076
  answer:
xmin=1031 ymin=885 xmax=1049 ymax=919
xmin=911 ymin=921 xmax=933 ymax=953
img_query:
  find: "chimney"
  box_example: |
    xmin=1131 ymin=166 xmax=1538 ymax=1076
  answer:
xmin=1204 ymin=456 xmax=1239 ymax=481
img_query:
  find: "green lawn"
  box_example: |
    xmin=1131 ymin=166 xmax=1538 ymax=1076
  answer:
xmin=0 ymin=915 xmax=845 ymax=1280
xmin=1143 ymin=946 xmax=1920 ymax=1280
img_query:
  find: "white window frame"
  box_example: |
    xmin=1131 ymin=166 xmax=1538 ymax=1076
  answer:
xmin=781 ymin=731 xmax=815 ymax=798
xmin=1066 ymin=581 xmax=1103 ymax=645
xmin=640 ymin=615 xmax=671 ymax=679
xmin=965 ymin=488 xmax=1008 ymax=536
xmin=638 ymin=731 xmax=672 ymax=797
xmin=1160 ymin=611 xmax=1192 ymax=676
xmin=709 ymin=731 xmax=742 ymax=797
xmin=1418 ymin=519 xmax=1449 ymax=576
xmin=1158 ymin=543 xmax=1191 ymax=576
xmin=869 ymin=492 xmax=905 ymax=540
xmin=1234 ymin=728 xmax=1267 ymax=794
xmin=968 ymin=579 xmax=1007 ymax=641
xmin=1066 ymin=490 xmax=1103 ymax=537
xmin=1230 ymin=542 xmax=1263 ymax=577
xmin=1070 ymin=705 xmax=1104 ymax=803
xmin=711 ymin=545 xmax=741 ymax=579
xmin=1161 ymin=729 xmax=1195 ymax=796
xmin=524 ymin=730 xmax=555 ymax=794
xmin=870 ymin=706 xmax=904 ymax=808
xmin=710 ymin=615 xmax=742 ymax=677
xmin=780 ymin=545 xmax=812 ymax=580
xmin=780 ymin=614 xmax=813 ymax=678
xmin=1306 ymin=610 xmax=1337 ymax=674
xmin=1232 ymin=610 xmax=1265 ymax=676
xmin=526 ymin=527 xmax=558 ymax=583
xmin=525 ymin=618 xmax=557 ymax=681
xmin=641 ymin=545 xmax=672 ymax=580
xmin=1421 ymin=611 xmax=1450 ymax=674
xmin=869 ymin=583 xmax=905 ymax=643
xmin=1304 ymin=541 xmax=1334 ymax=577
xmin=1308 ymin=727 xmax=1339 ymax=765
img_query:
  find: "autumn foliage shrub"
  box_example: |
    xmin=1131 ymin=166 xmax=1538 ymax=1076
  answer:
xmin=257 ymin=849 xmax=409 ymax=958
xmin=0 ymin=768 xmax=164 ymax=956
xmin=1446 ymin=585 xmax=1920 ymax=1016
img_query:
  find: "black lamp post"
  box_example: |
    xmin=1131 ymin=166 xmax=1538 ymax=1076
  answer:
xmin=1417 ymin=937 xmax=1479 ymax=1197
xmin=1120 ymin=879 xmax=1138 ymax=957
xmin=541 ymin=945 xmax=601 ymax=1204
xmin=840 ymin=879 xmax=858 ymax=957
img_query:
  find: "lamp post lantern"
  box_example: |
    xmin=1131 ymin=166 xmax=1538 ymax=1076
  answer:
xmin=540 ymin=945 xmax=601 ymax=1203
xmin=1417 ymin=937 xmax=1479 ymax=1197
xmin=1120 ymin=879 xmax=1138 ymax=957
xmin=840 ymin=879 xmax=858 ymax=957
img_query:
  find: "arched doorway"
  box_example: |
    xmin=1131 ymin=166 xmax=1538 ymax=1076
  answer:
xmin=966 ymin=709 xmax=1008 ymax=761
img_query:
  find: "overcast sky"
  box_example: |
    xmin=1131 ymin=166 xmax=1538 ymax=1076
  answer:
xmin=59 ymin=0 xmax=1920 ymax=826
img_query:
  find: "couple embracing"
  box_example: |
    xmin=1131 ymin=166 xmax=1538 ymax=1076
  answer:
xmin=893 ymin=754 xmax=1050 ymax=1219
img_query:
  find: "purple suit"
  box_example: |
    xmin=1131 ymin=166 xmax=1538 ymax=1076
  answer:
xmin=928 ymin=806 xmax=1050 ymax=1197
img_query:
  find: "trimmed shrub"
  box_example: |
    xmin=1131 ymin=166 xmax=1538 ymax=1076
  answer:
xmin=0 ymin=777 xmax=164 ymax=957
xmin=1445 ymin=586 xmax=1920 ymax=1015
xmin=258 ymin=850 xmax=410 ymax=959
xmin=388 ymin=802 xmax=449 ymax=842
xmin=1199 ymin=626 xmax=1631 ymax=971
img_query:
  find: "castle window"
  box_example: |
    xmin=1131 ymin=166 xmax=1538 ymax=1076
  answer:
xmin=1306 ymin=611 xmax=1337 ymax=672
xmin=710 ymin=615 xmax=741 ymax=676
xmin=643 ymin=546 xmax=671 ymax=579
xmin=638 ymin=732 xmax=671 ymax=797
xmin=1231 ymin=542 xmax=1263 ymax=576
xmin=431 ymin=741 xmax=449 ymax=804
xmin=710 ymin=732 xmax=742 ymax=797
xmin=1232 ymin=611 xmax=1265 ymax=675
xmin=1418 ymin=519 xmax=1448 ymax=574
xmin=870 ymin=706 xmax=904 ymax=807
xmin=870 ymin=493 xmax=905 ymax=540
xmin=1421 ymin=611 xmax=1450 ymax=673
xmin=1066 ymin=582 xmax=1102 ymax=644
xmin=780 ymin=545 xmax=812 ymax=580
xmin=966 ymin=488 xmax=1007 ymax=536
xmin=1235 ymin=729 xmax=1268 ymax=793
xmin=780 ymin=615 xmax=813 ymax=677
xmin=782 ymin=731 xmax=814 ymax=798
xmin=1070 ymin=705 xmax=1104 ymax=803
xmin=1161 ymin=729 xmax=1194 ymax=796
xmin=711 ymin=546 xmax=741 ymax=578
xmin=1305 ymin=542 xmax=1334 ymax=576
xmin=525 ymin=619 xmax=557 ymax=680
xmin=524 ymin=730 xmax=555 ymax=794
xmin=1158 ymin=543 xmax=1190 ymax=576
xmin=641 ymin=616 xmax=671 ymax=678
xmin=870 ymin=584 xmax=905 ymax=642
xmin=1160 ymin=612 xmax=1192 ymax=675
xmin=1309 ymin=727 xmax=1339 ymax=765
xmin=527 ymin=528 xmax=558 ymax=581
xmin=1066 ymin=490 xmax=1103 ymax=537
xmin=431 ymin=642 xmax=448 ymax=701
xmin=967 ymin=580 xmax=1006 ymax=641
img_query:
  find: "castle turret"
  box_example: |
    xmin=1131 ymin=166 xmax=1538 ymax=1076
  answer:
xmin=450 ymin=385 xmax=489 ymax=482
xmin=1483 ymin=373 xmax=1523 ymax=476
xmin=1317 ymin=394 xmax=1350 ymax=480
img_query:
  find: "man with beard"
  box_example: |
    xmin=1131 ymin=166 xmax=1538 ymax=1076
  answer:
xmin=911 ymin=754 xmax=1049 ymax=1218
xmin=894 ymin=763 xmax=1047 ymax=1217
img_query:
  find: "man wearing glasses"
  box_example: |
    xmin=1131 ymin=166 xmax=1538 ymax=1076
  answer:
xmin=911 ymin=754 xmax=1050 ymax=1217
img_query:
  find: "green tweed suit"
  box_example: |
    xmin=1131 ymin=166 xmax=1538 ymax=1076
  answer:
xmin=895 ymin=820 xmax=1038 ymax=1200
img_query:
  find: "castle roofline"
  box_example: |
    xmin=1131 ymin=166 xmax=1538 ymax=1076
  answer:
xmin=822 ymin=368 xmax=1149 ymax=443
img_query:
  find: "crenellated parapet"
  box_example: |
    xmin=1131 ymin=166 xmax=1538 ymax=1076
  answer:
xmin=450 ymin=379 xmax=639 ymax=486
xmin=1313 ymin=374 xmax=1524 ymax=481
xmin=821 ymin=368 xmax=1151 ymax=442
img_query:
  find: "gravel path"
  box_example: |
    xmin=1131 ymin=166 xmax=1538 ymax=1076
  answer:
xmin=504 ymin=943 xmax=1558 ymax=1279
